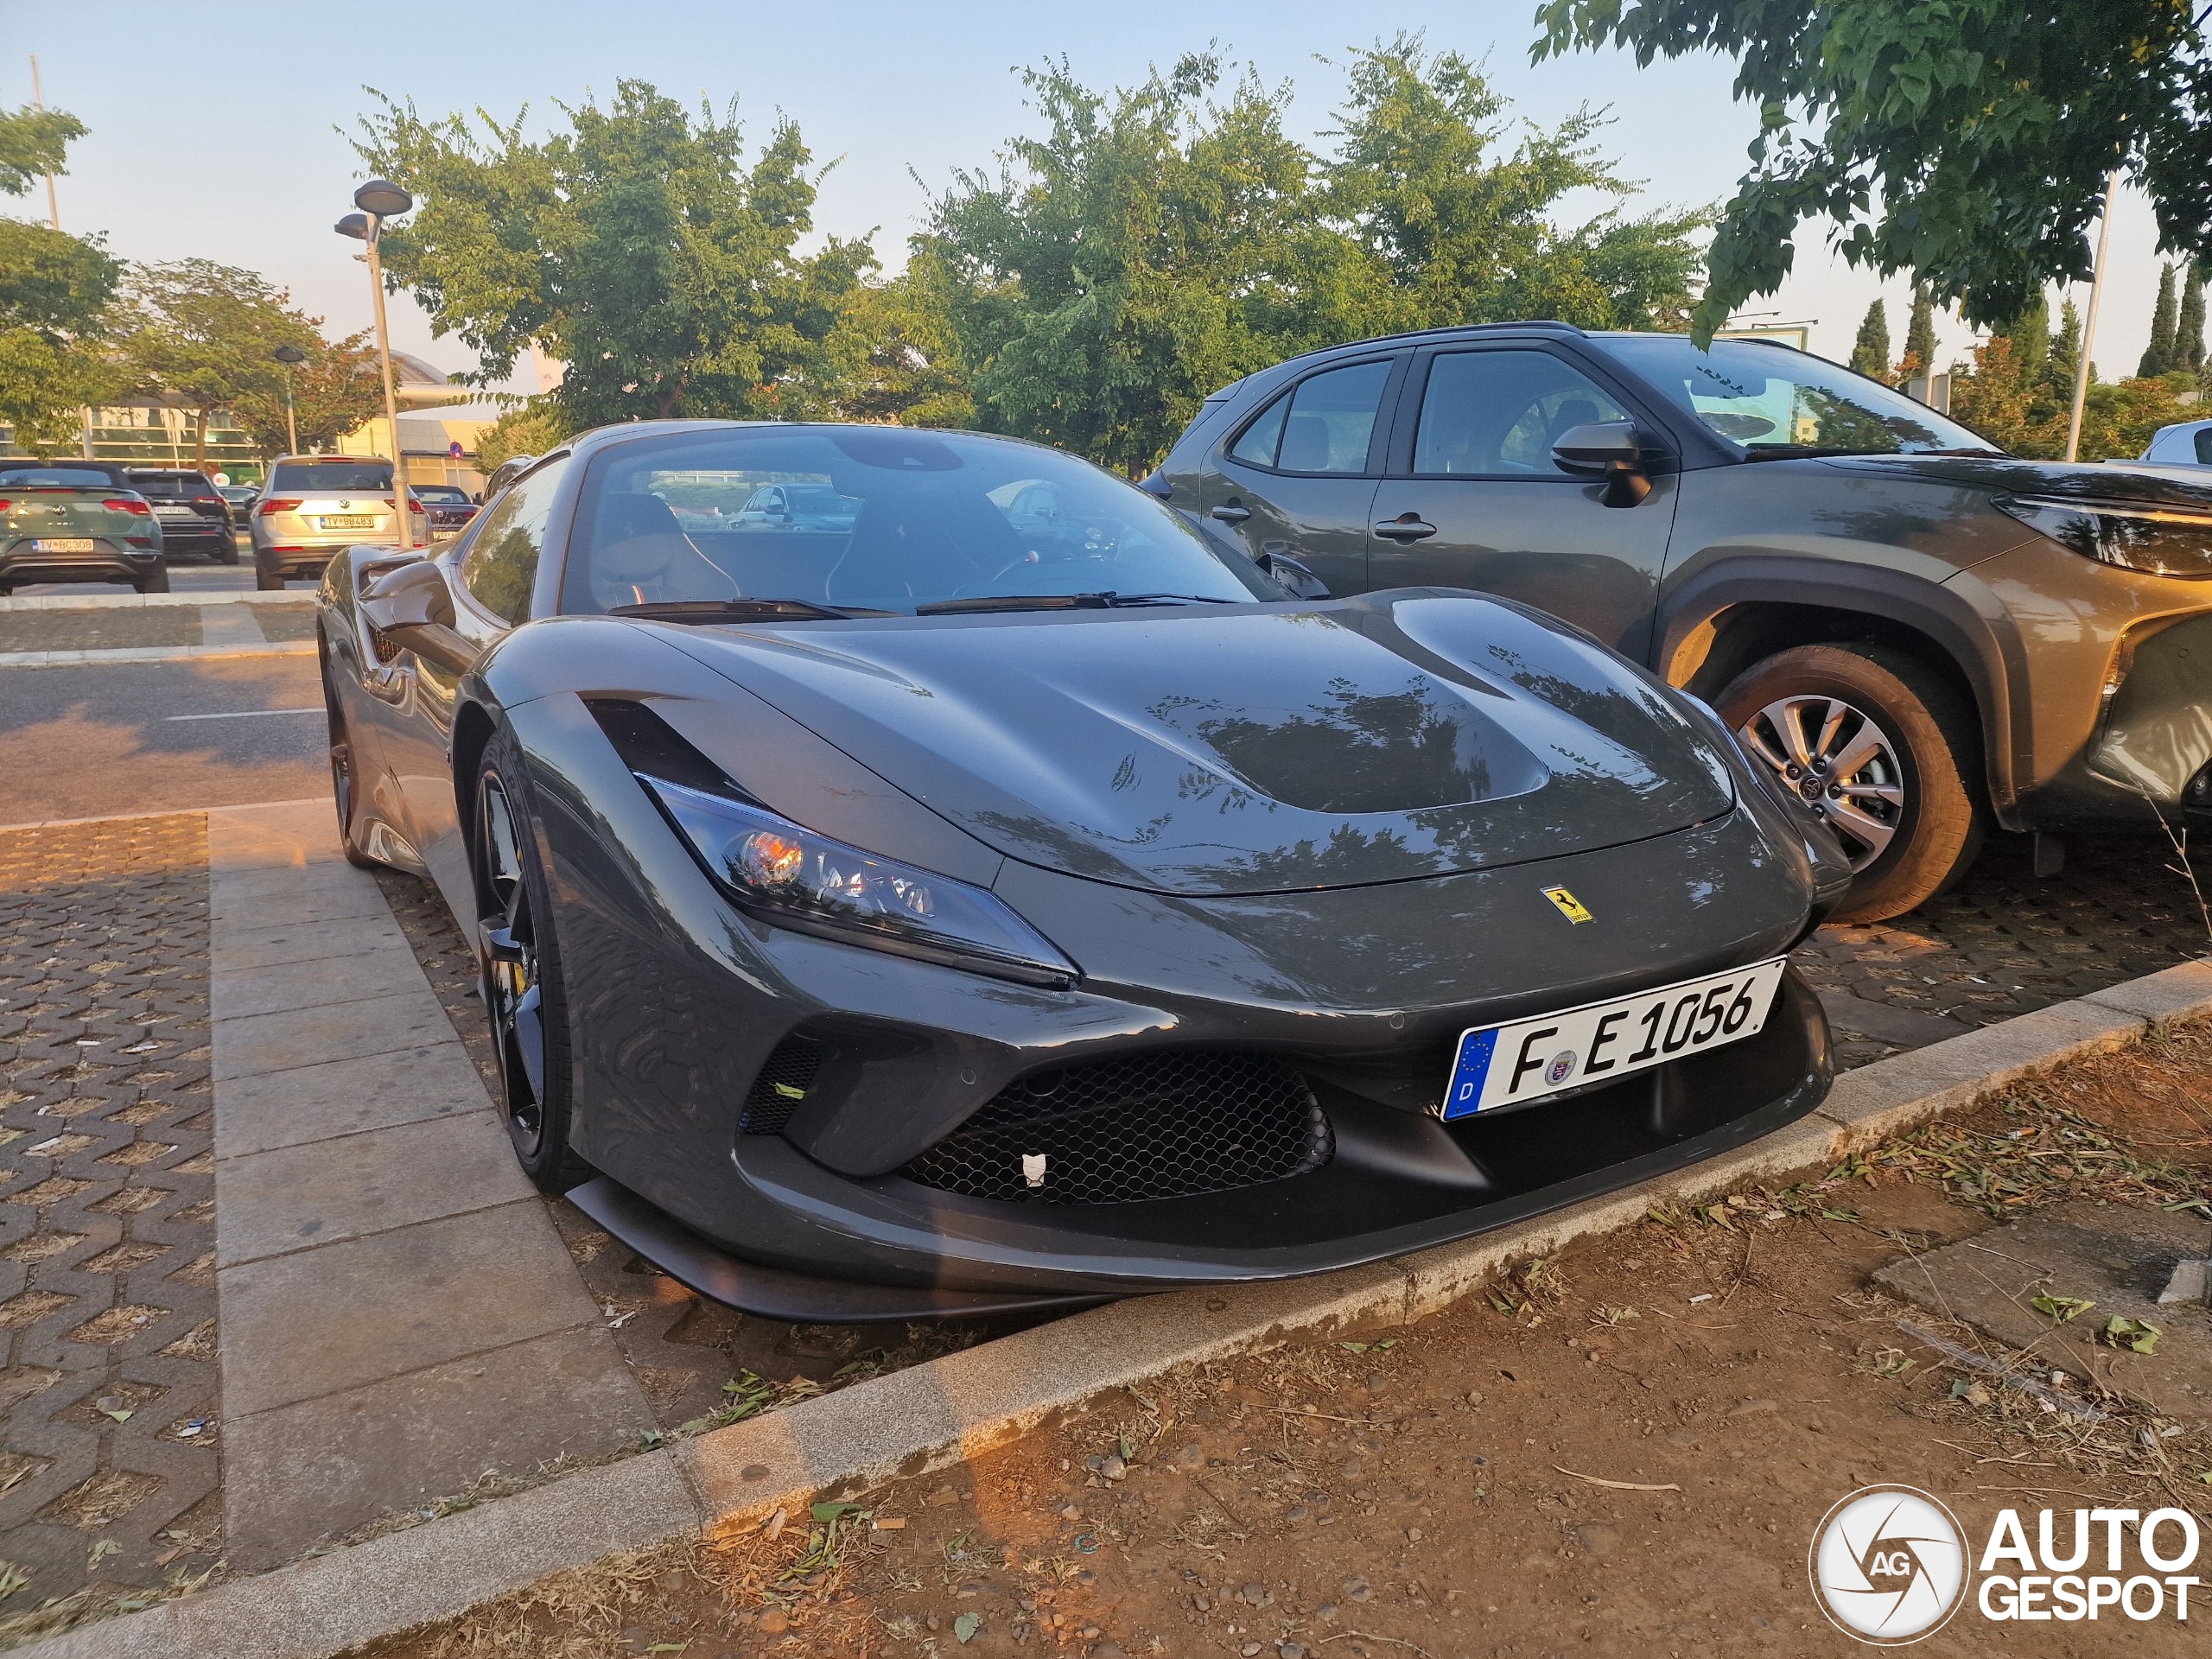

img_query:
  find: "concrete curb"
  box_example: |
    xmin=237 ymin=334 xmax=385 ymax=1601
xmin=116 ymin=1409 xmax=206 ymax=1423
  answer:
xmin=18 ymin=957 xmax=2212 ymax=1659
xmin=0 ymin=594 xmax=313 ymax=612
xmin=0 ymin=642 xmax=316 ymax=668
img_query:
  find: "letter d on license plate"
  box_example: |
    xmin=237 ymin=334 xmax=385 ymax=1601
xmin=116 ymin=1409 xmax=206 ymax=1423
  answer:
xmin=1436 ymin=958 xmax=1788 ymax=1121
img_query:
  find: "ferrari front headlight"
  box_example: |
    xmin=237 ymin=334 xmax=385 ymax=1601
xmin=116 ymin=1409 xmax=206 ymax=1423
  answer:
xmin=640 ymin=775 xmax=1079 ymax=989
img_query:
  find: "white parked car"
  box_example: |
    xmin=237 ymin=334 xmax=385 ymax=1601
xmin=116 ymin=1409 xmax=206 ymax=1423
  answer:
xmin=2138 ymin=418 xmax=2212 ymax=467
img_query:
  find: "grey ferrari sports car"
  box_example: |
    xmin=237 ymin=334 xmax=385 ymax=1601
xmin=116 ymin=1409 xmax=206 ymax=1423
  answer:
xmin=317 ymin=420 xmax=1849 ymax=1320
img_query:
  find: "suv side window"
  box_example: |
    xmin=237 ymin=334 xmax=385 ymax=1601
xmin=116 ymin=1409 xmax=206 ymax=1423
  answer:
xmin=459 ymin=454 xmax=569 ymax=625
xmin=1413 ymin=351 xmax=1630 ymax=477
xmin=1228 ymin=359 xmax=1395 ymax=474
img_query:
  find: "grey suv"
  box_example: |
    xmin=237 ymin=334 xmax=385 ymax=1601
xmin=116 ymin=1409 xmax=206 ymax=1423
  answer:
xmin=1155 ymin=325 xmax=2212 ymax=920
xmin=251 ymin=455 xmax=426 ymax=589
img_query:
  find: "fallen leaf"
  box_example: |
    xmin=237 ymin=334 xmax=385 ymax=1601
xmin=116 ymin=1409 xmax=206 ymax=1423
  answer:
xmin=2101 ymin=1316 xmax=2162 ymax=1355
xmin=2031 ymin=1293 xmax=2095 ymax=1325
xmin=954 ymin=1611 xmax=982 ymax=1643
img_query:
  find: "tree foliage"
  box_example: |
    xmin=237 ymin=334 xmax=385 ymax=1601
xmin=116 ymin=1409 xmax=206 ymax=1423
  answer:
xmin=1847 ymin=299 xmax=1888 ymax=378
xmin=2140 ymin=263 xmax=2179 ymax=378
xmin=922 ymin=38 xmax=1706 ymax=471
xmin=353 ymin=81 xmax=875 ymax=430
xmin=227 ymin=330 xmax=384 ymax=459
xmin=119 ymin=260 xmax=322 ymax=469
xmin=0 ymin=106 xmax=119 ymax=455
xmin=1533 ymin=1 xmax=2212 ymax=342
xmin=2177 ymin=263 xmax=2204 ymax=374
xmin=1898 ymin=286 xmax=1936 ymax=384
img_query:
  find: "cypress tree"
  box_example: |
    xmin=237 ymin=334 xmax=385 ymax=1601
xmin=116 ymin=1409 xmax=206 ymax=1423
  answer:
xmin=1849 ymin=300 xmax=1891 ymax=378
xmin=2010 ymin=291 xmax=2050 ymax=381
xmin=2177 ymin=263 xmax=2205 ymax=374
xmin=2046 ymin=299 xmax=2083 ymax=400
xmin=2140 ymin=262 xmax=2178 ymax=377
xmin=1901 ymin=286 xmax=1936 ymax=381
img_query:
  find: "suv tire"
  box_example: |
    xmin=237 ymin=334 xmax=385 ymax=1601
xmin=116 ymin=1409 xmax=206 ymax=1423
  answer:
xmin=1717 ymin=644 xmax=1981 ymax=923
xmin=255 ymin=569 xmax=285 ymax=591
xmin=134 ymin=569 xmax=170 ymax=594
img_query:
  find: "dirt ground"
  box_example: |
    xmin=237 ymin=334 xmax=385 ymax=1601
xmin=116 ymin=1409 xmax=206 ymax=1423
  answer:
xmin=358 ymin=1020 xmax=2212 ymax=1659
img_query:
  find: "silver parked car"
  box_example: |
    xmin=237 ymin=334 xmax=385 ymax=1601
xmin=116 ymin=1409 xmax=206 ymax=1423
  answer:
xmin=249 ymin=456 xmax=425 ymax=589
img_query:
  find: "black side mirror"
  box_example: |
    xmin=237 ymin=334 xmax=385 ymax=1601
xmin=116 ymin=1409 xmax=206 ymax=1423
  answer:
xmin=359 ymin=558 xmax=478 ymax=673
xmin=1551 ymin=420 xmax=1652 ymax=507
xmin=1255 ymin=549 xmax=1331 ymax=600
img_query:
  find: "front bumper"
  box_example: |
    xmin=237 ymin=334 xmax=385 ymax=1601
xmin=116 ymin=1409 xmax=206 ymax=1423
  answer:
xmin=524 ymin=691 xmax=1834 ymax=1297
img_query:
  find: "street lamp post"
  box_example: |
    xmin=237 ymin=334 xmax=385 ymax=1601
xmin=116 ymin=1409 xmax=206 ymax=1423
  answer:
xmin=336 ymin=181 xmax=417 ymax=550
xmin=273 ymin=344 xmax=306 ymax=457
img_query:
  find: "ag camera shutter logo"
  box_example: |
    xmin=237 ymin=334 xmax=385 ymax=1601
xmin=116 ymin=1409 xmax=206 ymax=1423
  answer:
xmin=1809 ymin=1486 xmax=1968 ymax=1643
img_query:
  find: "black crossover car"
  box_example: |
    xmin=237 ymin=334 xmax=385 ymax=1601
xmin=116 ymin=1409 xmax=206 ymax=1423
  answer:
xmin=124 ymin=469 xmax=238 ymax=563
xmin=1155 ymin=326 xmax=2212 ymax=920
xmin=319 ymin=422 xmax=1846 ymax=1318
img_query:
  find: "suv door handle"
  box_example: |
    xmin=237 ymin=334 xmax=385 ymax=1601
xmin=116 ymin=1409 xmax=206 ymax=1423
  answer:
xmin=1210 ymin=503 xmax=1252 ymax=524
xmin=1372 ymin=514 xmax=1437 ymax=542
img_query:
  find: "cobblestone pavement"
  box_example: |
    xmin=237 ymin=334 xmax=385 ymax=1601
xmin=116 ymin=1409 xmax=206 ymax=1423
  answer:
xmin=1796 ymin=830 xmax=2212 ymax=1070
xmin=0 ymin=816 xmax=220 ymax=1613
xmin=367 ymin=868 xmax=1012 ymax=1440
xmin=0 ymin=612 xmax=202 ymax=654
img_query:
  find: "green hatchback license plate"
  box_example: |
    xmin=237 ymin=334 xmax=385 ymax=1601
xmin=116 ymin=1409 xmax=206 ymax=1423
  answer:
xmin=30 ymin=538 xmax=96 ymax=553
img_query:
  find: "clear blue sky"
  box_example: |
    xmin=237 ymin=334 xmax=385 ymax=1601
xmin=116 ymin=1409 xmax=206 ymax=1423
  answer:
xmin=9 ymin=0 xmax=2176 ymax=388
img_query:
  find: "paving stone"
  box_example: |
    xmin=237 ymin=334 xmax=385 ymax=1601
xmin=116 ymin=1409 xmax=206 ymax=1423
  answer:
xmin=216 ymin=1111 xmax=537 ymax=1268
xmin=213 ymin=1043 xmax=491 ymax=1160
xmin=209 ymin=988 xmax=456 ymax=1082
xmin=211 ymin=945 xmax=430 ymax=1020
xmin=221 ymin=1324 xmax=658 ymax=1570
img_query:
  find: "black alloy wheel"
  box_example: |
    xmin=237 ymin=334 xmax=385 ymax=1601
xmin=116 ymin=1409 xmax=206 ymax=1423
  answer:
xmin=474 ymin=750 xmax=587 ymax=1190
xmin=323 ymin=674 xmax=381 ymax=871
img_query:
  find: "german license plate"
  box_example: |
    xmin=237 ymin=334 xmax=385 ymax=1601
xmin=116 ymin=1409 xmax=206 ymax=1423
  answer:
xmin=1437 ymin=957 xmax=1789 ymax=1120
xmin=320 ymin=514 xmax=377 ymax=530
xmin=30 ymin=538 xmax=96 ymax=553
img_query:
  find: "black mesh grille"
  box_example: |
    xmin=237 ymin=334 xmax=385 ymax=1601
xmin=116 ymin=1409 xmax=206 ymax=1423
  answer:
xmin=900 ymin=1052 xmax=1332 ymax=1205
xmin=739 ymin=1036 xmax=824 ymax=1135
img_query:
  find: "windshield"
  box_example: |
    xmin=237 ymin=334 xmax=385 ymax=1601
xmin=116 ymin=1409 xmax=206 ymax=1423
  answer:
xmin=564 ymin=428 xmax=1267 ymax=614
xmin=411 ymin=486 xmax=469 ymax=503
xmin=0 ymin=467 xmax=114 ymax=488
xmin=126 ymin=472 xmax=219 ymax=498
xmin=269 ymin=461 xmax=394 ymax=492
xmin=1591 ymin=335 xmax=2001 ymax=456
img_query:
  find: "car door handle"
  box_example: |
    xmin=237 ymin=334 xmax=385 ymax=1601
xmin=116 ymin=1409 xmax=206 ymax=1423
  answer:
xmin=1372 ymin=514 xmax=1437 ymax=542
xmin=1209 ymin=504 xmax=1252 ymax=524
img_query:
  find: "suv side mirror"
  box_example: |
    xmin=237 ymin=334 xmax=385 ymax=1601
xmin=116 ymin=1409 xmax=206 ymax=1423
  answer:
xmin=359 ymin=558 xmax=478 ymax=673
xmin=1551 ymin=420 xmax=1652 ymax=507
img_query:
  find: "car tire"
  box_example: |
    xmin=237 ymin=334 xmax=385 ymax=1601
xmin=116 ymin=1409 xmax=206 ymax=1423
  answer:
xmin=323 ymin=669 xmax=385 ymax=872
xmin=473 ymin=730 xmax=591 ymax=1192
xmin=215 ymin=543 xmax=240 ymax=565
xmin=1716 ymin=644 xmax=1982 ymax=924
xmin=135 ymin=569 xmax=170 ymax=594
xmin=255 ymin=569 xmax=285 ymax=591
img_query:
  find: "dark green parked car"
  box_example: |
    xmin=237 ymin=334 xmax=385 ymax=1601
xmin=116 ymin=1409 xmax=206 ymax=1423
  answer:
xmin=1154 ymin=327 xmax=2212 ymax=920
xmin=0 ymin=462 xmax=168 ymax=594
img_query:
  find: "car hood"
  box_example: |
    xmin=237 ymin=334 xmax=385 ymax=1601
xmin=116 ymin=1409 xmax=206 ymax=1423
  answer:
xmin=654 ymin=592 xmax=1737 ymax=897
xmin=1821 ymin=452 xmax=2212 ymax=508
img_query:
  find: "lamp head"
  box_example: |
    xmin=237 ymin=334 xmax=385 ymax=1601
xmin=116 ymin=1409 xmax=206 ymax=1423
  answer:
xmin=334 ymin=213 xmax=371 ymax=241
xmin=274 ymin=345 xmax=308 ymax=365
xmin=353 ymin=179 xmax=414 ymax=217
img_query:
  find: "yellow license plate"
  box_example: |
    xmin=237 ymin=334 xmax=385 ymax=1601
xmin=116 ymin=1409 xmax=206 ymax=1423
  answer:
xmin=320 ymin=515 xmax=378 ymax=530
xmin=31 ymin=538 xmax=97 ymax=553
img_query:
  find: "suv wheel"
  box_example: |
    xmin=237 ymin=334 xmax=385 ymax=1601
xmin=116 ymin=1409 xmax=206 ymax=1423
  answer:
xmin=134 ymin=569 xmax=170 ymax=594
xmin=1717 ymin=644 xmax=1982 ymax=924
xmin=255 ymin=569 xmax=285 ymax=591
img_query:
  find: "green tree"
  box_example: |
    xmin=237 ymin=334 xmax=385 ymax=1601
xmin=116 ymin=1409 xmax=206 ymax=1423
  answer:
xmin=0 ymin=104 xmax=84 ymax=199
xmin=1532 ymin=1 xmax=2212 ymax=342
xmin=0 ymin=105 xmax=121 ymax=455
xmin=2140 ymin=263 xmax=2178 ymax=378
xmin=353 ymin=81 xmax=875 ymax=429
xmin=119 ymin=260 xmax=320 ymax=471
xmin=1899 ymin=287 xmax=1936 ymax=384
xmin=922 ymin=39 xmax=1706 ymax=471
xmin=2177 ymin=264 xmax=2205 ymax=374
xmin=227 ymin=329 xmax=384 ymax=459
xmin=1847 ymin=299 xmax=1888 ymax=378
xmin=473 ymin=399 xmax=571 ymax=473
xmin=2007 ymin=291 xmax=2050 ymax=387
xmin=2047 ymin=299 xmax=2083 ymax=404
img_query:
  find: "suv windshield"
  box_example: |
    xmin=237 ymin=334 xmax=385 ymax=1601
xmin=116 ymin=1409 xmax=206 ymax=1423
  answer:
xmin=269 ymin=461 xmax=394 ymax=492
xmin=565 ymin=428 xmax=1266 ymax=614
xmin=125 ymin=471 xmax=219 ymax=499
xmin=411 ymin=486 xmax=469 ymax=503
xmin=1591 ymin=335 xmax=2001 ymax=457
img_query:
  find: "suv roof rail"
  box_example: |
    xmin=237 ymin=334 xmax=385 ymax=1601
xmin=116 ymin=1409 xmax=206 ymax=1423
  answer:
xmin=1257 ymin=319 xmax=1591 ymax=379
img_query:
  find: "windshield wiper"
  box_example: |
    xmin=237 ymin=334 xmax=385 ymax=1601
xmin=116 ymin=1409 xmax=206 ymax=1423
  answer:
xmin=914 ymin=591 xmax=1236 ymax=615
xmin=607 ymin=598 xmax=883 ymax=623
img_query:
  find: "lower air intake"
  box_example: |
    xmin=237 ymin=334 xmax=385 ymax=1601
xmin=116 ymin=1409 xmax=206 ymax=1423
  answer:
xmin=900 ymin=1052 xmax=1332 ymax=1205
xmin=739 ymin=1036 xmax=824 ymax=1135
